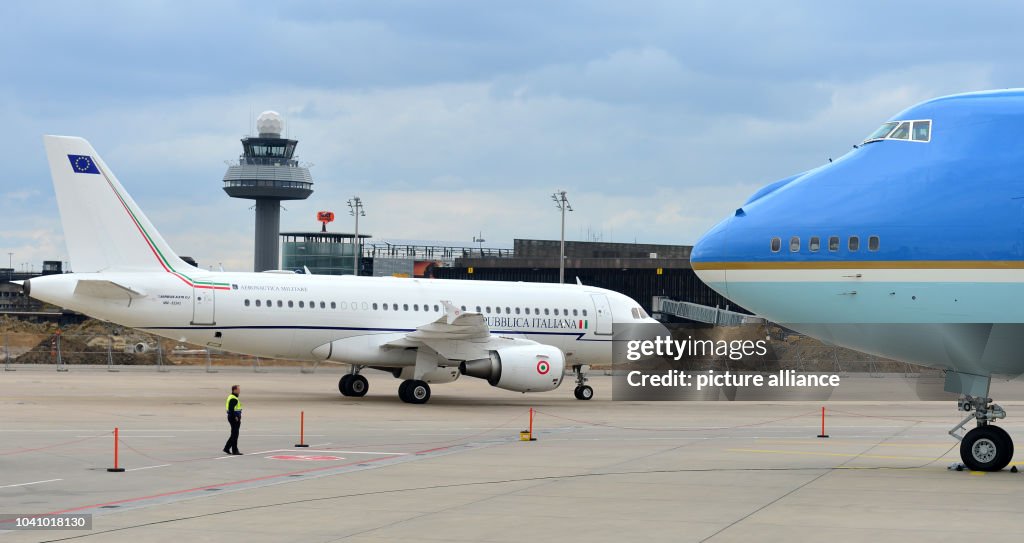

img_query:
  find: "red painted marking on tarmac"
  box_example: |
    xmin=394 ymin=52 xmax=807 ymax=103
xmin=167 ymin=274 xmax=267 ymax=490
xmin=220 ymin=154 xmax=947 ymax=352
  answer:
xmin=41 ymin=443 xmax=458 ymax=516
xmin=267 ymin=455 xmax=344 ymax=461
xmin=42 ymin=455 xmax=392 ymax=515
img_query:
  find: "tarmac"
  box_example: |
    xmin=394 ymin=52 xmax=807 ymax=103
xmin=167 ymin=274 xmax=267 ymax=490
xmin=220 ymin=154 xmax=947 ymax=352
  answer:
xmin=2 ymin=366 xmax=1024 ymax=542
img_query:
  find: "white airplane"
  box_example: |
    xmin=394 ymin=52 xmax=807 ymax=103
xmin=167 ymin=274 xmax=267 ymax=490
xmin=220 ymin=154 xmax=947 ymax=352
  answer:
xmin=23 ymin=136 xmax=657 ymax=403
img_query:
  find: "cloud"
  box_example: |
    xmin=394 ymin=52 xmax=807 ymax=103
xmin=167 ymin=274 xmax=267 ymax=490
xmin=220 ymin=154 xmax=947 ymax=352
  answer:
xmin=0 ymin=2 xmax=1020 ymax=270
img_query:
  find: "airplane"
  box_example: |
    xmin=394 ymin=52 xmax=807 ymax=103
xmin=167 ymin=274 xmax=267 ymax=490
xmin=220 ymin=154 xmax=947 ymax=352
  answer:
xmin=691 ymin=89 xmax=1024 ymax=471
xmin=23 ymin=136 xmax=658 ymax=404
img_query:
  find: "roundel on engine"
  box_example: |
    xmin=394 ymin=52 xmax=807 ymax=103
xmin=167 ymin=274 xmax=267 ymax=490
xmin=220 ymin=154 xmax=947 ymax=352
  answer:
xmin=536 ymin=360 xmax=550 ymax=375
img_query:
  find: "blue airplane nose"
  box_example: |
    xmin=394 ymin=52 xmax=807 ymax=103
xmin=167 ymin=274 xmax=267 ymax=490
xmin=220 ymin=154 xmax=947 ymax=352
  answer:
xmin=691 ymin=215 xmax=734 ymax=298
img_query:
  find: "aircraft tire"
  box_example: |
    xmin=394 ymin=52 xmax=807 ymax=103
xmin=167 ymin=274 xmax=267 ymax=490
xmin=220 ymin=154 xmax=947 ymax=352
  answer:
xmin=339 ymin=375 xmax=353 ymax=396
xmin=398 ymin=380 xmax=412 ymax=402
xmin=961 ymin=425 xmax=1013 ymax=471
xmin=348 ymin=374 xmax=369 ymax=397
xmin=574 ymin=385 xmax=593 ymax=400
xmin=406 ymin=380 xmax=431 ymax=404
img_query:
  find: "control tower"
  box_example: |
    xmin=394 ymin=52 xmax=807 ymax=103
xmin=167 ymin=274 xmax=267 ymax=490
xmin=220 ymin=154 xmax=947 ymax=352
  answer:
xmin=223 ymin=111 xmax=313 ymax=271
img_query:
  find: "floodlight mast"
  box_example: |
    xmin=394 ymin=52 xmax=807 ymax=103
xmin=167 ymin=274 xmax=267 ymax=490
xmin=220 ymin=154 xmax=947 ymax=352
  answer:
xmin=347 ymin=197 xmax=365 ymax=276
xmin=551 ymin=190 xmax=573 ymax=284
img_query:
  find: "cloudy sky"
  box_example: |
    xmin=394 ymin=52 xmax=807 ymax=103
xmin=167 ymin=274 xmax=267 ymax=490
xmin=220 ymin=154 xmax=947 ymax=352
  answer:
xmin=1 ymin=1 xmax=1019 ymax=271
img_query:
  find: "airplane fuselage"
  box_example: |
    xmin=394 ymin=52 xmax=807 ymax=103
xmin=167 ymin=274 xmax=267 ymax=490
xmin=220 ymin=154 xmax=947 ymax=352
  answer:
xmin=28 ymin=271 xmax=638 ymax=367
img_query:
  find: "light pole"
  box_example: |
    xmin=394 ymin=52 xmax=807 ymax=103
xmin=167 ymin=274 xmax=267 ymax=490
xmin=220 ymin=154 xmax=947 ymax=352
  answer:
xmin=551 ymin=190 xmax=573 ymax=284
xmin=6 ymin=253 xmax=11 ymax=270
xmin=473 ymin=232 xmax=485 ymax=257
xmin=347 ymin=196 xmax=365 ymax=276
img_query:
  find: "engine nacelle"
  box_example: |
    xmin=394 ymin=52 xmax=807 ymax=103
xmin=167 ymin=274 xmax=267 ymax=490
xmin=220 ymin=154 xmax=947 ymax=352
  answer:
xmin=459 ymin=344 xmax=565 ymax=392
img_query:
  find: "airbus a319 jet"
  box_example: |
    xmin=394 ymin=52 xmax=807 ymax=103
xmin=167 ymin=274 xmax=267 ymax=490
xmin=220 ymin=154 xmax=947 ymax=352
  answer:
xmin=24 ymin=136 xmax=656 ymax=404
xmin=692 ymin=89 xmax=1024 ymax=471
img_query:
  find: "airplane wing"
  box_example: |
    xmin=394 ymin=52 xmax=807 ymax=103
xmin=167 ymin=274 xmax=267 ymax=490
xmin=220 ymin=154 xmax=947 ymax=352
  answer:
xmin=385 ymin=300 xmax=532 ymax=361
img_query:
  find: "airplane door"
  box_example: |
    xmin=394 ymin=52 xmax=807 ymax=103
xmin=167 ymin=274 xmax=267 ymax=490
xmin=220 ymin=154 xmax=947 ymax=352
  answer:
xmin=590 ymin=294 xmax=613 ymax=335
xmin=192 ymin=288 xmax=216 ymax=325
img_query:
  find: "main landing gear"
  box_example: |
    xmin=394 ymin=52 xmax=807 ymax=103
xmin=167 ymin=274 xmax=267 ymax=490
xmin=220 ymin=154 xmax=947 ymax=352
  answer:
xmin=951 ymin=394 xmax=1013 ymax=472
xmin=572 ymin=364 xmax=593 ymax=400
xmin=339 ymin=367 xmax=369 ymax=397
xmin=398 ymin=380 xmax=431 ymax=404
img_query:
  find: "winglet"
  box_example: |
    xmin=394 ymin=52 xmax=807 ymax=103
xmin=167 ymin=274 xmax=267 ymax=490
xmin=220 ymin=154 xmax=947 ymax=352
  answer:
xmin=576 ymin=276 xmax=583 ymax=286
xmin=441 ymin=300 xmax=463 ymax=324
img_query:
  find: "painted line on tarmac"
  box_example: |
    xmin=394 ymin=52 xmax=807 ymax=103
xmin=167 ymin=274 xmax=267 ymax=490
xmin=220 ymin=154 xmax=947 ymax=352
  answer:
xmin=126 ymin=464 xmax=170 ymax=472
xmin=38 ymin=434 xmax=531 ymax=519
xmin=0 ymin=478 xmax=63 ymax=489
xmin=726 ymin=448 xmax=953 ymax=461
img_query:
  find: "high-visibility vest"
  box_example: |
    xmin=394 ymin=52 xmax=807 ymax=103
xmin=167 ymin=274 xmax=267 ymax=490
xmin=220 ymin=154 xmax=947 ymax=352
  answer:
xmin=226 ymin=394 xmax=243 ymax=414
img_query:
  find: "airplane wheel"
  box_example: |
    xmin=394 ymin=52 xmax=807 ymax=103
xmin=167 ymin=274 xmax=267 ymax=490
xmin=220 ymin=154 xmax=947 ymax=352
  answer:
xmin=348 ymin=375 xmax=369 ymax=397
xmin=398 ymin=380 xmax=412 ymax=402
xmin=339 ymin=375 xmax=353 ymax=396
xmin=574 ymin=385 xmax=593 ymax=400
xmin=404 ymin=380 xmax=431 ymax=404
xmin=961 ymin=425 xmax=1013 ymax=472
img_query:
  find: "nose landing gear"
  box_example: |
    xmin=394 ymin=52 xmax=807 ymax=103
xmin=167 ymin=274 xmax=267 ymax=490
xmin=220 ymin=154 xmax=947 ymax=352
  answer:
xmin=950 ymin=395 xmax=1013 ymax=472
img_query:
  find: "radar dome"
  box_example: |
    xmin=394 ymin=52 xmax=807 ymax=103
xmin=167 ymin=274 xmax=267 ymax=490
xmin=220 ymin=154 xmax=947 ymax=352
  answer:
xmin=256 ymin=111 xmax=283 ymax=137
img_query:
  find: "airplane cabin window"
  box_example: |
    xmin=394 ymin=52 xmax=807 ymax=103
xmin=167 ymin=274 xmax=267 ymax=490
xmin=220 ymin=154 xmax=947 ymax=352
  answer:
xmin=912 ymin=120 xmax=931 ymax=141
xmin=255 ymin=300 xmax=261 ymax=307
xmin=299 ymin=301 xmax=304 ymax=308
xmin=486 ymin=306 xmax=491 ymax=313
xmin=770 ymin=237 xmax=781 ymax=252
xmin=244 ymin=299 xmax=250 ymax=307
xmin=573 ymin=309 xmax=578 ymax=316
xmin=277 ymin=300 xmax=283 ymax=307
xmin=495 ymin=306 xmax=501 ymax=314
xmin=809 ymin=236 xmax=820 ymax=252
xmin=829 ymin=236 xmax=839 ymax=251
xmin=889 ymin=122 xmax=910 ymax=140
xmin=789 ymin=236 xmax=800 ymax=252
xmin=434 ymin=304 xmax=440 ymax=312
xmin=476 ymin=306 xmax=481 ymax=312
xmin=544 ymin=308 xmax=550 ymax=315
xmin=320 ymin=301 xmax=325 ymax=309
xmin=392 ymin=303 xmax=398 ymax=310
xmin=414 ymin=304 xmax=419 ymax=311
xmin=266 ymin=299 xmax=272 ymax=307
xmin=849 ymin=236 xmax=860 ymax=251
xmin=869 ymin=235 xmax=880 ymax=251
xmin=373 ymin=303 xmax=378 ymax=310
xmin=403 ymin=304 xmax=409 ymax=311
xmin=382 ymin=303 xmax=388 ymax=310
xmin=515 ymin=307 xmax=521 ymax=314
xmin=331 ymin=302 xmax=336 ymax=309
xmin=460 ymin=305 xmax=466 ymax=311
xmin=506 ymin=307 xmax=511 ymax=314
xmin=582 ymin=309 xmax=588 ymax=316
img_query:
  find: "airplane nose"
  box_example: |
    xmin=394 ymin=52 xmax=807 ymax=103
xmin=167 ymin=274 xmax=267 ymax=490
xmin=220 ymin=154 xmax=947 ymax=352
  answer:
xmin=690 ymin=216 xmax=733 ymax=298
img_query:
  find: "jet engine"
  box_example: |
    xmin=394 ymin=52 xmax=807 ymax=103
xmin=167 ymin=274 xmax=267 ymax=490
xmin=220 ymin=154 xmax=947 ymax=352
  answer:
xmin=459 ymin=344 xmax=565 ymax=392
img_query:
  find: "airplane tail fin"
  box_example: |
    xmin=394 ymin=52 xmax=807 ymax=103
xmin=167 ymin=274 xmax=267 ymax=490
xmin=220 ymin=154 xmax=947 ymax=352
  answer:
xmin=43 ymin=135 xmax=196 ymax=274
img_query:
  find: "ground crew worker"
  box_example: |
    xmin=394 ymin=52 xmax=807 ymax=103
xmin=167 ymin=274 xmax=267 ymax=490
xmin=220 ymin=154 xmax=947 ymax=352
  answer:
xmin=223 ymin=385 xmax=243 ymax=455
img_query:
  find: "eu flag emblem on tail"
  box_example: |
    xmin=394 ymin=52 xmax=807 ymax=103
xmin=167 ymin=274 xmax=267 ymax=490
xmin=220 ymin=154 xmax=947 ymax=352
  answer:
xmin=68 ymin=155 xmax=100 ymax=174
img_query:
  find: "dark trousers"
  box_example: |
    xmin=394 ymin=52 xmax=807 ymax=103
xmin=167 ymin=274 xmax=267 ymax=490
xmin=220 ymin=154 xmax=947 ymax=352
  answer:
xmin=224 ymin=415 xmax=241 ymax=453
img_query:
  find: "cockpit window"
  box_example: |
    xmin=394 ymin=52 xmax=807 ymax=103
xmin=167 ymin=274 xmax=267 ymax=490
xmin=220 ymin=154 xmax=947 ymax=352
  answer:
xmin=912 ymin=120 xmax=931 ymax=141
xmin=863 ymin=119 xmax=931 ymax=144
xmin=889 ymin=122 xmax=910 ymax=140
xmin=865 ymin=122 xmax=898 ymax=141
